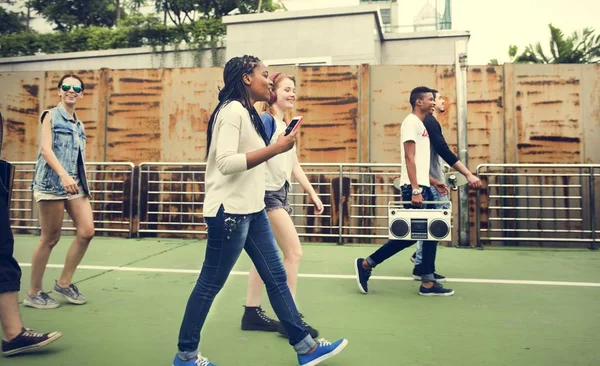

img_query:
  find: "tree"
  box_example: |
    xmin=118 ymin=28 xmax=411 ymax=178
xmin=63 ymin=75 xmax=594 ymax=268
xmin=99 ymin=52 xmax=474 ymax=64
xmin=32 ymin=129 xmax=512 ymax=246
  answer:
xmin=0 ymin=0 xmax=283 ymax=65
xmin=152 ymin=0 xmax=281 ymax=44
xmin=509 ymin=23 xmax=600 ymax=64
xmin=155 ymin=0 xmax=281 ymax=25
xmin=0 ymin=7 xmax=27 ymax=34
xmin=26 ymin=0 xmax=121 ymax=31
xmin=115 ymin=0 xmax=147 ymax=25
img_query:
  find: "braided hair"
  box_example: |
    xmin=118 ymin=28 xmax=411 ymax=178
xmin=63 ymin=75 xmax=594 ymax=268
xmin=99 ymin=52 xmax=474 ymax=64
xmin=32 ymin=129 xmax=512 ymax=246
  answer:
xmin=206 ymin=55 xmax=270 ymax=158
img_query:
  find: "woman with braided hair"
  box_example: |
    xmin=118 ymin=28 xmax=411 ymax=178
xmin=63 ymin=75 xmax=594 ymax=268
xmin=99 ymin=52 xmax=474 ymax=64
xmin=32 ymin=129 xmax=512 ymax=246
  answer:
xmin=173 ymin=55 xmax=348 ymax=366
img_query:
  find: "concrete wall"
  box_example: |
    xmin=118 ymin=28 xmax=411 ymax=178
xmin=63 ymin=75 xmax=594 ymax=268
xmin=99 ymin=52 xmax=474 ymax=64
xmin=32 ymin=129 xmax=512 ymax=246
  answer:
xmin=224 ymin=7 xmax=383 ymax=65
xmin=223 ymin=6 xmax=469 ymax=66
xmin=0 ymin=46 xmax=225 ymax=72
xmin=382 ymin=31 xmax=470 ymax=65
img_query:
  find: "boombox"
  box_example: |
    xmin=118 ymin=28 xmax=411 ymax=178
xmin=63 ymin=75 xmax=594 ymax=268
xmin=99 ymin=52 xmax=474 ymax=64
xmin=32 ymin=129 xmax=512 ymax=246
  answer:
xmin=388 ymin=202 xmax=452 ymax=241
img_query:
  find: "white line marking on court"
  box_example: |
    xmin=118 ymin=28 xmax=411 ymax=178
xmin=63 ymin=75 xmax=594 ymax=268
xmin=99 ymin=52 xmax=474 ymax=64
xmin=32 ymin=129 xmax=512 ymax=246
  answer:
xmin=18 ymin=263 xmax=600 ymax=288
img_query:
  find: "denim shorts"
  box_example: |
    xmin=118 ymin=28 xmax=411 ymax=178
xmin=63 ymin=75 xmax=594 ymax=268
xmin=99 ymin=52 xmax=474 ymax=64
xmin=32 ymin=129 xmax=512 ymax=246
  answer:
xmin=33 ymin=183 xmax=87 ymax=203
xmin=264 ymin=182 xmax=292 ymax=215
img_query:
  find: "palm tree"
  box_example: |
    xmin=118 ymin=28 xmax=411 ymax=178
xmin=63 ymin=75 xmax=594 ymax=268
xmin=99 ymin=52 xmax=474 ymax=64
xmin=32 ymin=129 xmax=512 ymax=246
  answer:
xmin=509 ymin=23 xmax=600 ymax=64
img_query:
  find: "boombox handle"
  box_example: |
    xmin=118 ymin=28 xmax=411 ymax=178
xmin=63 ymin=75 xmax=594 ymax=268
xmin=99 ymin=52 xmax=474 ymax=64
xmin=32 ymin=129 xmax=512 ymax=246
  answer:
xmin=388 ymin=201 xmax=452 ymax=210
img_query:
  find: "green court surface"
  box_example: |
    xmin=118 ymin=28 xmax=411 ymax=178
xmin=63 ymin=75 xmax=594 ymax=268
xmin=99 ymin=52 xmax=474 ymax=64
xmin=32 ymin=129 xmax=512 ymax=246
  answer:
xmin=6 ymin=235 xmax=600 ymax=366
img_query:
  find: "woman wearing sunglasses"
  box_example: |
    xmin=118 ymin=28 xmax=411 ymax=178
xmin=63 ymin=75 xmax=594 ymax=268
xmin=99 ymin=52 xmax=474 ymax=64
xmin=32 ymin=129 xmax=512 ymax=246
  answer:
xmin=26 ymin=74 xmax=93 ymax=309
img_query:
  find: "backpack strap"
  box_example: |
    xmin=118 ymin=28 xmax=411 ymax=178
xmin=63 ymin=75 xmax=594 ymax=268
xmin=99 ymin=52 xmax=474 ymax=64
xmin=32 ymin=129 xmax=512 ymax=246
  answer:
xmin=260 ymin=113 xmax=277 ymax=142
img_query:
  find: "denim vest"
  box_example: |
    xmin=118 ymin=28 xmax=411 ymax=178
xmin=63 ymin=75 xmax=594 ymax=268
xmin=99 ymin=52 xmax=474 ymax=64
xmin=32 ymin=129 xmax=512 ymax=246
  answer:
xmin=31 ymin=104 xmax=89 ymax=196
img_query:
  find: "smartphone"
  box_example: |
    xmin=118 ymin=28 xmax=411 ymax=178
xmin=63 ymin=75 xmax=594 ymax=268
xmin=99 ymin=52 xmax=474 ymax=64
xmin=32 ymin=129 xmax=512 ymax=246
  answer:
xmin=284 ymin=116 xmax=303 ymax=136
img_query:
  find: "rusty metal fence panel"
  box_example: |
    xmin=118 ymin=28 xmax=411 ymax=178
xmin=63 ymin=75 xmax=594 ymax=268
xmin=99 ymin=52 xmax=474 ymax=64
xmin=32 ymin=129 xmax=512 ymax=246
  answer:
xmin=9 ymin=161 xmax=134 ymax=235
xmin=476 ymin=164 xmax=599 ymax=249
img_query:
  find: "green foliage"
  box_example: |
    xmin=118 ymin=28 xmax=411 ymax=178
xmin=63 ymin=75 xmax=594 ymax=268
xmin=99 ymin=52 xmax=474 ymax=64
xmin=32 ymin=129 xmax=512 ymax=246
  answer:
xmin=27 ymin=0 xmax=120 ymax=31
xmin=151 ymin=0 xmax=277 ymax=43
xmin=0 ymin=7 xmax=27 ymax=34
xmin=0 ymin=15 xmax=223 ymax=57
xmin=154 ymin=0 xmax=282 ymax=22
xmin=0 ymin=0 xmax=276 ymax=59
xmin=509 ymin=24 xmax=600 ymax=64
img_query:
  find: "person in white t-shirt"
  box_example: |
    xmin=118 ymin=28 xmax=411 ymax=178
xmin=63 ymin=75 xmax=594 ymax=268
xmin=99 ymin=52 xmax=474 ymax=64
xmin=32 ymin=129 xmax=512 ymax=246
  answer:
xmin=173 ymin=55 xmax=348 ymax=366
xmin=240 ymin=73 xmax=323 ymax=339
xmin=353 ymin=86 xmax=454 ymax=297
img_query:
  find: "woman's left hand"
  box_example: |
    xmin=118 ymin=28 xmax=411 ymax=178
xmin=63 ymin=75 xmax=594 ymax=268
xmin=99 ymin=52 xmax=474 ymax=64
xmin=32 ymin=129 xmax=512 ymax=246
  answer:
xmin=310 ymin=193 xmax=324 ymax=215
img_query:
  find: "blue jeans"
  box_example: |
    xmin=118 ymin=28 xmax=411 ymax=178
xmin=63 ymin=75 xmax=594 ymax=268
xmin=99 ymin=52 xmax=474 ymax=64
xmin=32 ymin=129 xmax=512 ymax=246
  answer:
xmin=414 ymin=187 xmax=451 ymax=266
xmin=366 ymin=186 xmax=438 ymax=281
xmin=177 ymin=206 xmax=315 ymax=360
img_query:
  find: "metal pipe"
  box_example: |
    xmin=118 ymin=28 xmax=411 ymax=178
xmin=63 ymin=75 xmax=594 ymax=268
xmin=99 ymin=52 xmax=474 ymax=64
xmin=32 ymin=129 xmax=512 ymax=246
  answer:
xmin=475 ymin=165 xmax=482 ymax=248
xmin=590 ymin=167 xmax=597 ymax=250
xmin=455 ymin=40 xmax=469 ymax=247
xmin=137 ymin=163 xmax=145 ymax=237
xmin=338 ymin=164 xmax=343 ymax=245
xmin=128 ymin=163 xmax=135 ymax=238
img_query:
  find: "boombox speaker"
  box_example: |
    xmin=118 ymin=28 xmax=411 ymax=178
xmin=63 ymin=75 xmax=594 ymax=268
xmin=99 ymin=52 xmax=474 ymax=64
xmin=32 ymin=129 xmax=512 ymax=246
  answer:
xmin=388 ymin=201 xmax=452 ymax=241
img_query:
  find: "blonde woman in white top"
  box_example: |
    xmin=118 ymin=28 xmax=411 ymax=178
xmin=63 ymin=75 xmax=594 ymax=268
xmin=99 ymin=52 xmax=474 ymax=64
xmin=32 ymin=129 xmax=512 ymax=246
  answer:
xmin=240 ymin=72 xmax=324 ymax=339
xmin=173 ymin=56 xmax=347 ymax=366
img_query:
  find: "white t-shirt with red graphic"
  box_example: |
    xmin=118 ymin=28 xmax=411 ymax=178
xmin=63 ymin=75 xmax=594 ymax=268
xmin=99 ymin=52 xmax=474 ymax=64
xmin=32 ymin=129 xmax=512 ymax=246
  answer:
xmin=399 ymin=113 xmax=431 ymax=187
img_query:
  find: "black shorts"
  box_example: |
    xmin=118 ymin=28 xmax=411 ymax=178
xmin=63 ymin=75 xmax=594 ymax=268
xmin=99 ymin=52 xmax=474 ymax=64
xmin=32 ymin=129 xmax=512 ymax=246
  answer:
xmin=264 ymin=182 xmax=292 ymax=215
xmin=0 ymin=191 xmax=21 ymax=294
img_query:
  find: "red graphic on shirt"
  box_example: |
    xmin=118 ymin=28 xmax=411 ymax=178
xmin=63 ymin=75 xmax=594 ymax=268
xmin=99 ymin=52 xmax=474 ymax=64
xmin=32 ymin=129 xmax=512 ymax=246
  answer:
xmin=422 ymin=129 xmax=429 ymax=137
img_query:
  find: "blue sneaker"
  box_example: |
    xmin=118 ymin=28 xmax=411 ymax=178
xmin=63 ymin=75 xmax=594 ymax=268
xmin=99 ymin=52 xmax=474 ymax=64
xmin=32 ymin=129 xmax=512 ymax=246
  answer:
xmin=298 ymin=338 xmax=348 ymax=366
xmin=172 ymin=355 xmax=215 ymax=366
xmin=354 ymin=258 xmax=371 ymax=294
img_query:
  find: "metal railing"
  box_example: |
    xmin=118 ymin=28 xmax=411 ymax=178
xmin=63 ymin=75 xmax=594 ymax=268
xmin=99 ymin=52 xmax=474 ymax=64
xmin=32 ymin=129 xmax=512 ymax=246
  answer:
xmin=476 ymin=164 xmax=599 ymax=249
xmin=291 ymin=163 xmax=403 ymax=243
xmin=136 ymin=162 xmax=407 ymax=243
xmin=11 ymin=161 xmax=599 ymax=248
xmin=137 ymin=162 xmax=207 ymax=236
xmin=9 ymin=162 xmax=135 ymax=235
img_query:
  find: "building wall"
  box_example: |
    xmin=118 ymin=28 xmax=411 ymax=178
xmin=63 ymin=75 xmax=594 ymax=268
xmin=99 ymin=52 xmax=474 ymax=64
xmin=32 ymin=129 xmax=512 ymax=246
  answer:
xmin=0 ymin=47 xmax=225 ymax=72
xmin=1 ymin=8 xmax=467 ymax=70
xmin=382 ymin=32 xmax=469 ymax=65
xmin=225 ymin=13 xmax=381 ymax=65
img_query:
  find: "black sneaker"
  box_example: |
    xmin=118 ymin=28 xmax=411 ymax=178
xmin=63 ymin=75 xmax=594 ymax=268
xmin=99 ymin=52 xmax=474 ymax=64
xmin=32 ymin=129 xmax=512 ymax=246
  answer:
xmin=354 ymin=258 xmax=372 ymax=294
xmin=241 ymin=306 xmax=280 ymax=332
xmin=412 ymin=271 xmax=446 ymax=283
xmin=410 ymin=252 xmax=416 ymax=263
xmin=2 ymin=328 xmax=62 ymax=356
xmin=277 ymin=313 xmax=319 ymax=339
xmin=419 ymin=282 xmax=454 ymax=296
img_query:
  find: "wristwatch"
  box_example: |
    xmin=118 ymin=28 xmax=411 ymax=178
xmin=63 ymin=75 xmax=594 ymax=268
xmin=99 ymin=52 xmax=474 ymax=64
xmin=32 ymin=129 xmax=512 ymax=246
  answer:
xmin=412 ymin=188 xmax=422 ymax=196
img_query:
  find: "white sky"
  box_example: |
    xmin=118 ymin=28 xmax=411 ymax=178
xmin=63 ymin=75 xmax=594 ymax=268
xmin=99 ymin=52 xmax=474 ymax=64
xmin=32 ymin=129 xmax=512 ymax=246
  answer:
xmin=3 ymin=0 xmax=599 ymax=65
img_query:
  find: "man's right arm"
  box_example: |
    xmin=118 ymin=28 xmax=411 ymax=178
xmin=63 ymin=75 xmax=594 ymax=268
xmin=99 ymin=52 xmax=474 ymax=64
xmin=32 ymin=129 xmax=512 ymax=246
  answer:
xmin=404 ymin=140 xmax=423 ymax=206
xmin=404 ymin=141 xmax=419 ymax=190
xmin=424 ymin=115 xmax=481 ymax=189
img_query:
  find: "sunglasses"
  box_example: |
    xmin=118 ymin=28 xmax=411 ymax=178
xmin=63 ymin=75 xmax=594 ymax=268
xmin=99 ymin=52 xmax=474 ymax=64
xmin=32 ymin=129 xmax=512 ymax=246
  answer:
xmin=61 ymin=84 xmax=83 ymax=93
